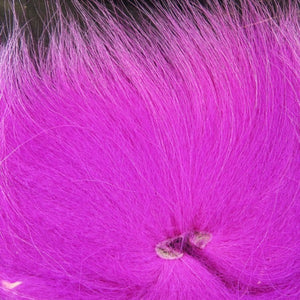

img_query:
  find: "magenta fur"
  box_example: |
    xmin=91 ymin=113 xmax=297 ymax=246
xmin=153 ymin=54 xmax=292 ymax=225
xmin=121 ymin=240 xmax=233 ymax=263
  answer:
xmin=0 ymin=0 xmax=299 ymax=299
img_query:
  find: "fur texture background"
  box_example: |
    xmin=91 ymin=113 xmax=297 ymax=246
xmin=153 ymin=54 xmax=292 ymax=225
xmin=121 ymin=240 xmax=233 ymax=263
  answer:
xmin=0 ymin=0 xmax=299 ymax=299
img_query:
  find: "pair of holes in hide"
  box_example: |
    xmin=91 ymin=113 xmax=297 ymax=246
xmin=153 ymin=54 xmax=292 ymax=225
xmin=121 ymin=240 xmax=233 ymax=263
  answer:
xmin=155 ymin=231 xmax=212 ymax=260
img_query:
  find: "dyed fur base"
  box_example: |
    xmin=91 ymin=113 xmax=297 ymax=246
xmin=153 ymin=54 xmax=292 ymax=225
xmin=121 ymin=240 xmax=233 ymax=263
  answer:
xmin=0 ymin=1 xmax=299 ymax=299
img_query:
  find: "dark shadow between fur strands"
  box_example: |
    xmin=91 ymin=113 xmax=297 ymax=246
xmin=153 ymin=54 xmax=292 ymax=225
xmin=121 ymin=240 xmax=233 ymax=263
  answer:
xmin=182 ymin=242 xmax=276 ymax=296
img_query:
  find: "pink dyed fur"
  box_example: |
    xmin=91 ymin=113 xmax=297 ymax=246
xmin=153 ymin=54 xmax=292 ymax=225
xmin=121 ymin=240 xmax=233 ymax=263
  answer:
xmin=0 ymin=0 xmax=299 ymax=299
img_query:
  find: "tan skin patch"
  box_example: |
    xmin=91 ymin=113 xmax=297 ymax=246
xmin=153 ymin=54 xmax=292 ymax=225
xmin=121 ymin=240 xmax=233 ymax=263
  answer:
xmin=188 ymin=231 xmax=212 ymax=249
xmin=155 ymin=236 xmax=184 ymax=260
